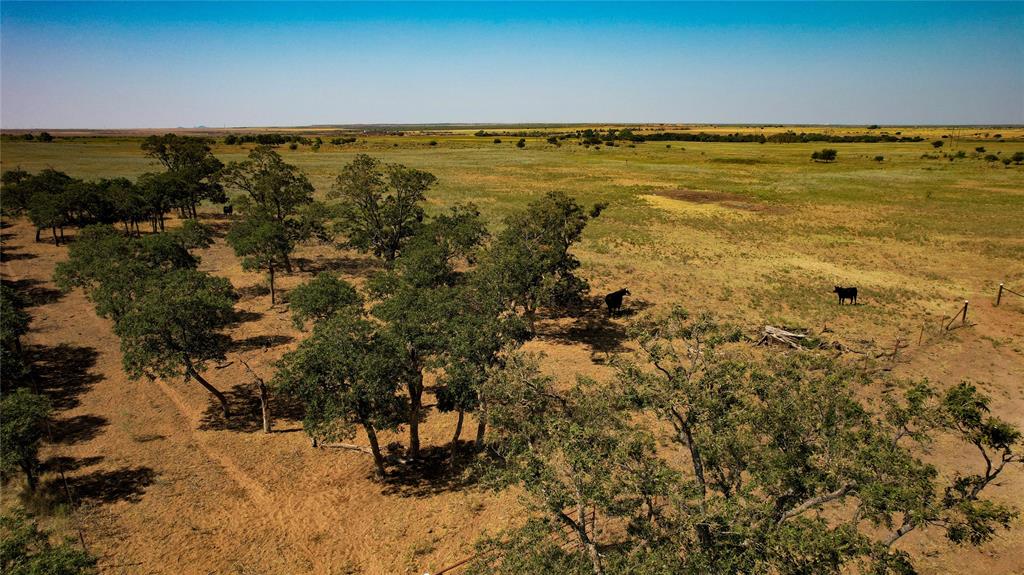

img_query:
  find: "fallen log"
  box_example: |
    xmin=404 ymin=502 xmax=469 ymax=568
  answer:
xmin=756 ymin=325 xmax=809 ymax=349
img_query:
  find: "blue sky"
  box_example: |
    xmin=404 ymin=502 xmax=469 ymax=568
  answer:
xmin=2 ymin=2 xmax=1022 ymax=128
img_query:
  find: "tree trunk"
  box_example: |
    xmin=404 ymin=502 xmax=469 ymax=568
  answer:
xmin=51 ymin=226 xmax=59 ymax=245
xmin=407 ymin=370 xmax=423 ymax=459
xmin=23 ymin=462 xmax=37 ymax=491
xmin=185 ymin=361 xmax=230 ymax=417
xmin=268 ymin=263 xmax=276 ymax=305
xmin=559 ymin=505 xmax=604 ymax=575
xmin=258 ymin=381 xmax=272 ymax=433
xmin=449 ymin=408 xmax=465 ymax=464
xmin=282 ymin=252 xmax=293 ymax=274
xmin=362 ymin=421 xmax=387 ymax=479
xmin=35 ymin=227 xmax=41 ymax=242
xmin=475 ymin=416 xmax=486 ymax=447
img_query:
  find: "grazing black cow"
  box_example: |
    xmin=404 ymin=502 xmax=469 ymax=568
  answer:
xmin=833 ymin=286 xmax=858 ymax=305
xmin=223 ymin=204 xmax=233 ymax=215
xmin=605 ymin=289 xmax=631 ymax=316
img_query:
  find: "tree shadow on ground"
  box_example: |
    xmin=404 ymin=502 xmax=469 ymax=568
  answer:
xmin=198 ymin=382 xmax=306 ymax=433
xmin=536 ymin=297 xmax=655 ymax=363
xmin=293 ymin=255 xmax=383 ymax=278
xmin=236 ymin=284 xmax=270 ymax=300
xmin=27 ymin=465 xmax=157 ymax=511
xmin=27 ymin=343 xmax=102 ymax=411
xmin=1 ymin=278 xmax=64 ymax=307
xmin=0 ymin=250 xmax=37 ymax=262
xmin=230 ymin=309 xmax=265 ymax=326
xmin=48 ymin=414 xmax=109 ymax=445
xmin=197 ymin=213 xmax=234 ymax=237
xmin=379 ymin=443 xmax=482 ymax=498
xmin=41 ymin=455 xmax=105 ymax=474
xmin=230 ymin=334 xmax=293 ymax=353
xmin=61 ymin=466 xmax=157 ymax=505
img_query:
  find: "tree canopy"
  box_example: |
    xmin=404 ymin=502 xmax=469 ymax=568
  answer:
xmin=274 ymin=310 xmax=409 ymax=478
xmin=329 ymin=154 xmax=435 ymax=262
xmin=141 ymin=134 xmax=225 ymax=218
xmin=466 ymin=308 xmax=1024 ymax=575
xmin=115 ymin=269 xmax=238 ymax=416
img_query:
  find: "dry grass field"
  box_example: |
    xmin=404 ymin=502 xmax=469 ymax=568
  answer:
xmin=2 ymin=127 xmax=1023 ymax=574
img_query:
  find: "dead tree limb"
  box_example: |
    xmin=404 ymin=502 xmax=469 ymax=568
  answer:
xmin=240 ymin=359 xmax=272 ymax=433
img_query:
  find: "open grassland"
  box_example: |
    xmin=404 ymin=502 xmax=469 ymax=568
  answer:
xmin=2 ymin=129 xmax=1023 ymax=574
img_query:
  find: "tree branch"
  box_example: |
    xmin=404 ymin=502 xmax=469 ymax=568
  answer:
xmin=777 ymin=483 xmax=855 ymax=524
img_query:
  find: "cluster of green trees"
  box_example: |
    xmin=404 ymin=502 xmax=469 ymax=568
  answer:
xmin=221 ymin=145 xmax=329 ymax=303
xmin=1 ymin=286 xmax=49 ymax=491
xmin=274 ymin=154 xmax=603 ymax=475
xmin=463 ymin=309 xmax=1023 ymax=575
xmin=2 ymin=132 xmax=55 ymax=142
xmin=2 ymin=135 xmax=224 ymax=243
xmin=23 ymin=145 xmax=603 ymax=479
xmin=2 ymin=283 xmax=97 ymax=575
xmin=223 ymin=133 xmax=310 ymax=146
xmin=54 ymin=223 xmax=238 ymax=416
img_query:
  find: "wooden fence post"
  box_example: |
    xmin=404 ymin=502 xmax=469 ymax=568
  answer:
xmin=996 ymin=283 xmax=1004 ymax=306
xmin=963 ymin=300 xmax=968 ymax=324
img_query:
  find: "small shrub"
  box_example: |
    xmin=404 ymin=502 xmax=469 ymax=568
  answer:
xmin=493 ymin=138 xmax=501 ymax=144
xmin=516 ymin=138 xmax=526 ymax=149
xmin=429 ymin=140 xmax=438 ymax=146
xmin=811 ymin=149 xmax=837 ymax=162
xmin=1011 ymin=151 xmax=1024 ymax=164
xmin=874 ymin=155 xmax=884 ymax=162
xmin=985 ymin=154 xmax=999 ymax=162
xmin=288 ymin=142 xmax=298 ymax=150
xmin=975 ymin=146 xmax=986 ymax=153
xmin=931 ymin=140 xmax=944 ymax=148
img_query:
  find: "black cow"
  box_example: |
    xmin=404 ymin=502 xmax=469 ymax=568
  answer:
xmin=833 ymin=286 xmax=858 ymax=305
xmin=605 ymin=289 xmax=631 ymax=316
xmin=223 ymin=204 xmax=233 ymax=215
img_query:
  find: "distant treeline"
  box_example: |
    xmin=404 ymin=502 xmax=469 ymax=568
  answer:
xmin=641 ymin=131 xmax=926 ymax=143
xmin=223 ymin=133 xmax=308 ymax=145
xmin=1 ymin=132 xmax=55 ymax=142
xmin=222 ymin=134 xmax=360 ymax=146
xmin=474 ymin=129 xmax=551 ymax=138
xmin=475 ymin=128 xmax=927 ymax=144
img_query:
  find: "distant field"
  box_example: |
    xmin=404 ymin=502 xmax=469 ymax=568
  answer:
xmin=4 ymin=130 xmax=1023 ymax=337
xmin=2 ymin=129 xmax=1023 ymax=574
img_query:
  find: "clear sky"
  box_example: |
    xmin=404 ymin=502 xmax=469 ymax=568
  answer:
xmin=1 ymin=1 xmax=1022 ymax=128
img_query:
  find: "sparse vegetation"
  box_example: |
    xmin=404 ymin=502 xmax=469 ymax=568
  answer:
xmin=1 ymin=126 xmax=1023 ymax=575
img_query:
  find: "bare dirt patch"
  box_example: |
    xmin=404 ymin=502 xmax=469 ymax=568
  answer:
xmin=650 ymin=187 xmax=785 ymax=214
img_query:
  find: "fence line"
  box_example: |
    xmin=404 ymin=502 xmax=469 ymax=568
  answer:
xmin=943 ymin=300 xmax=970 ymax=331
xmin=996 ymin=283 xmax=1023 ymax=306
